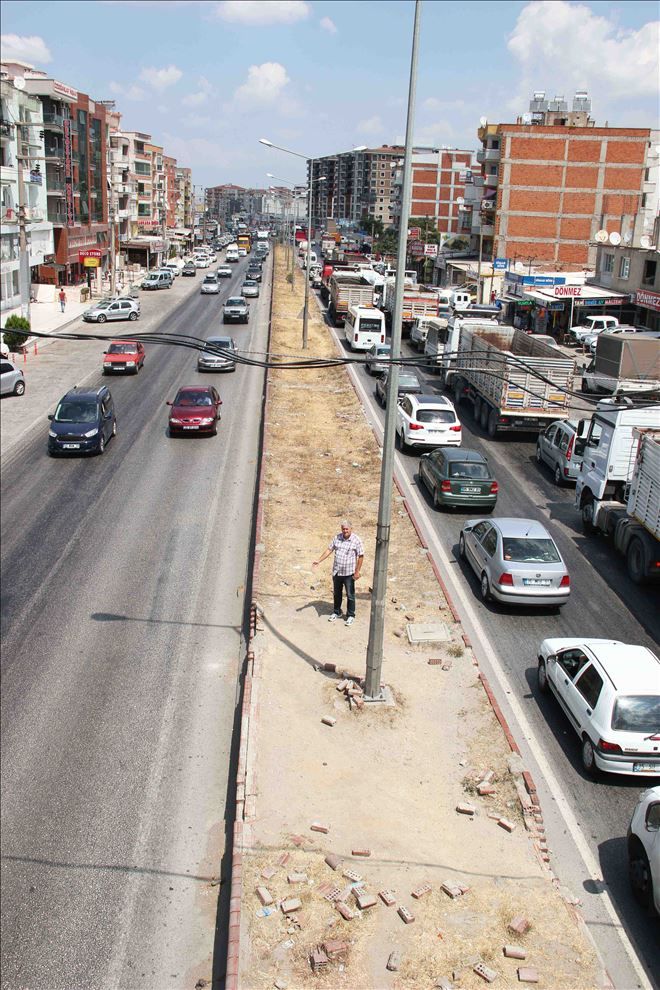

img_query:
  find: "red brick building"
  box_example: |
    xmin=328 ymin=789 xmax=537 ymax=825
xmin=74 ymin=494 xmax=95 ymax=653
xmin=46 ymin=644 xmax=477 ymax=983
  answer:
xmin=478 ymin=110 xmax=652 ymax=270
xmin=164 ymin=155 xmax=178 ymax=229
xmin=406 ymin=148 xmax=475 ymax=236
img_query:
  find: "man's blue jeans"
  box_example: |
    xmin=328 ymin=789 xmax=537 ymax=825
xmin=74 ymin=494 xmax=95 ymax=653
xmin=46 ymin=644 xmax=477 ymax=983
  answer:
xmin=333 ymin=574 xmax=355 ymax=618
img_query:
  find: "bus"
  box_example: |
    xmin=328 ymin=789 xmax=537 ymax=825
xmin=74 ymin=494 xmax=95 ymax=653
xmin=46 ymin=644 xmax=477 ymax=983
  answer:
xmin=237 ymin=233 xmax=251 ymax=255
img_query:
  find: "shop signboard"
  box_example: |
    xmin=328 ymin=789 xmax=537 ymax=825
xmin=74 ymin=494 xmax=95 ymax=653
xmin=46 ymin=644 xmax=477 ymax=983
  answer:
xmin=635 ymin=288 xmax=660 ymax=312
xmin=493 ymin=257 xmax=508 ymax=270
xmin=63 ymin=118 xmax=75 ymax=228
xmin=79 ymin=249 xmax=102 ymax=268
xmin=552 ymin=284 xmax=582 ymax=297
xmin=574 ymin=297 xmax=627 ymax=308
xmin=408 ymin=226 xmax=421 ymax=240
xmin=423 ymin=243 xmax=438 ymax=257
xmin=409 ymin=240 xmax=424 ymax=256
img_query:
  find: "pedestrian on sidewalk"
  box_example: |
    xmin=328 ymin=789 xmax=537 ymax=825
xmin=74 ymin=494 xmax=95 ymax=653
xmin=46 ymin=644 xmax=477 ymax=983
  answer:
xmin=58 ymin=288 xmax=67 ymax=312
xmin=313 ymin=520 xmax=364 ymax=627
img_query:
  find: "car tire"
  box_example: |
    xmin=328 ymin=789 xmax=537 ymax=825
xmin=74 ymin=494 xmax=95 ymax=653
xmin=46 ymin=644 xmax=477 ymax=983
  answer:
xmin=13 ymin=380 xmax=26 ymax=396
xmin=537 ymin=658 xmax=549 ymax=694
xmin=535 ymin=444 xmax=543 ymax=465
xmin=473 ymin=396 xmax=482 ymax=423
xmin=553 ymin=465 xmax=563 ymax=486
xmin=111 ymin=420 xmax=117 ymax=438
xmin=487 ymin=408 xmax=499 ymax=439
xmin=628 ymin=839 xmax=653 ymax=909
xmin=581 ymin=735 xmax=597 ymax=775
xmin=97 ymin=434 xmax=105 ymax=455
xmin=129 ymin=311 xmax=138 ymax=321
xmin=432 ymin=487 xmax=442 ymax=510
xmin=480 ymin=572 xmax=491 ymax=602
xmin=626 ymin=538 xmax=647 ymax=585
xmin=97 ymin=314 xmax=106 ymax=324
xmin=458 ymin=533 xmax=466 ymax=559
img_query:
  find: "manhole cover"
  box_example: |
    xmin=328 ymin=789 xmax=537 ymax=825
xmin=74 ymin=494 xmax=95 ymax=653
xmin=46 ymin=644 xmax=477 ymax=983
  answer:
xmin=406 ymin=622 xmax=451 ymax=644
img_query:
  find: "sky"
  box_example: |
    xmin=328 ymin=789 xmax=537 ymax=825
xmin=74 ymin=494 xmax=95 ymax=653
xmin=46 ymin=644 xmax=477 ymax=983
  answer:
xmin=2 ymin=0 xmax=658 ymax=191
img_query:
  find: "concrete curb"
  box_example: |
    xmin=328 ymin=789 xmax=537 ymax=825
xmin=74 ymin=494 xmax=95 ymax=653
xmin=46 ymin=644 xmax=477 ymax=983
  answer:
xmin=225 ymin=255 xmax=275 ymax=990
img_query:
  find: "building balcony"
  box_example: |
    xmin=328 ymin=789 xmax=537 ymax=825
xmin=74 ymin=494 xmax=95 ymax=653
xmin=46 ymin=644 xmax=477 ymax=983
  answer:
xmin=43 ymin=112 xmax=76 ymax=133
xmin=111 ymin=151 xmax=129 ymax=164
xmin=47 ymin=207 xmax=68 ymax=224
xmin=1 ymin=119 xmax=15 ymax=141
xmin=483 ymin=173 xmax=499 ymax=187
xmin=46 ymin=181 xmax=65 ymax=194
xmin=117 ymin=208 xmax=130 ymax=219
xmin=476 ymin=147 xmax=501 ymax=164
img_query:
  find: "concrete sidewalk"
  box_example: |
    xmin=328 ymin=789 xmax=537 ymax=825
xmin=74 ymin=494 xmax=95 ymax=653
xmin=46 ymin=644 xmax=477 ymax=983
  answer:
xmin=228 ymin=252 xmax=603 ymax=990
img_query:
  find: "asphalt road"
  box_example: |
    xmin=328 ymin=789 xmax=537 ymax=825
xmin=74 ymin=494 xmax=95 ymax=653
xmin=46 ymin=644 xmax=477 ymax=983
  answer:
xmin=0 ymin=256 xmax=268 ymax=990
xmin=321 ymin=286 xmax=660 ymax=987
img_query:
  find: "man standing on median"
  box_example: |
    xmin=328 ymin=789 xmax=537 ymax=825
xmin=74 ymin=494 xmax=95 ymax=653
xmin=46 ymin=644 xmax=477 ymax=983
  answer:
xmin=313 ymin=520 xmax=364 ymax=627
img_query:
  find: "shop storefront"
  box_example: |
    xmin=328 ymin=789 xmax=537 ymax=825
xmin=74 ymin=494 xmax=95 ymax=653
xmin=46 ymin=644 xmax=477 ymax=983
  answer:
xmin=633 ymin=288 xmax=660 ymax=331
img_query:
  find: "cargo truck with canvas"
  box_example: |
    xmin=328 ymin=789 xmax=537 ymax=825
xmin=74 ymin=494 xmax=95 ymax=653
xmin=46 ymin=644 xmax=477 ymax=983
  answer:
xmin=382 ymin=279 xmax=443 ymax=337
xmin=328 ymin=273 xmax=375 ymax=326
xmin=581 ymin=334 xmax=660 ymax=398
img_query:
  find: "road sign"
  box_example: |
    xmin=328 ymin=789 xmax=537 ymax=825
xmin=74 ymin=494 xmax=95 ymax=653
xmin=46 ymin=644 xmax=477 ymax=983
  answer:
xmin=493 ymin=257 xmax=508 ymax=270
xmin=423 ymin=243 xmax=438 ymax=257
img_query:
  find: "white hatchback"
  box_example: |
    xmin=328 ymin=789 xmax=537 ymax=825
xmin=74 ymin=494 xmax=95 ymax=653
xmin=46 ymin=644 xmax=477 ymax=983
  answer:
xmin=538 ymin=638 xmax=660 ymax=777
xmin=396 ymin=394 xmax=462 ymax=451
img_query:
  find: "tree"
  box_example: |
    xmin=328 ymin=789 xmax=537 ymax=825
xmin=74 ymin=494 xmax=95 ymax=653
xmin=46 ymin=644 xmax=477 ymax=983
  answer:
xmin=2 ymin=315 xmax=30 ymax=352
xmin=361 ymin=214 xmax=384 ymax=240
xmin=375 ymin=227 xmax=398 ymax=256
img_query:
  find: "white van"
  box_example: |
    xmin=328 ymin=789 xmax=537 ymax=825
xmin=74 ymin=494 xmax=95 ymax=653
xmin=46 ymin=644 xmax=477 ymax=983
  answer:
xmin=165 ymin=260 xmax=182 ymax=277
xmin=302 ymin=251 xmax=317 ymax=270
xmin=344 ymin=305 xmax=386 ymax=351
xmin=226 ymin=244 xmax=240 ymax=263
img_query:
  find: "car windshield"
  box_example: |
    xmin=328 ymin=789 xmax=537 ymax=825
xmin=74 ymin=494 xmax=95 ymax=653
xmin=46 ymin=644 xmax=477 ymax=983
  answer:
xmin=54 ymin=400 xmax=97 ymax=423
xmin=175 ymin=392 xmax=214 ymax=407
xmin=449 ymin=461 xmax=490 ymax=479
xmin=94 ymin=302 xmax=112 ymax=310
xmin=502 ymin=537 xmax=560 ymax=563
xmin=417 ymin=409 xmax=456 ymax=424
xmin=227 ymin=298 xmax=244 ymax=306
xmin=399 ymin=374 xmax=420 ymax=389
xmin=206 ymin=338 xmax=233 ymax=350
xmin=374 ymin=347 xmax=390 ymax=357
xmin=107 ymin=343 xmax=136 ymax=354
xmin=611 ymin=695 xmax=660 ymax=733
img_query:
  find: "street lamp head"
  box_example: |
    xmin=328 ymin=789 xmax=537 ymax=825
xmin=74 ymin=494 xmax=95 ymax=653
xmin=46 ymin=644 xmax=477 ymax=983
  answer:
xmin=353 ymin=145 xmax=367 ymax=152
xmin=317 ymin=175 xmax=327 ymax=181
xmin=259 ymin=138 xmax=273 ymax=147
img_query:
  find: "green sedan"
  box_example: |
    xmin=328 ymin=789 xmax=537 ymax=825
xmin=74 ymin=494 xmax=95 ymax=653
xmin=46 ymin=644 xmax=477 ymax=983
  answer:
xmin=419 ymin=447 xmax=499 ymax=511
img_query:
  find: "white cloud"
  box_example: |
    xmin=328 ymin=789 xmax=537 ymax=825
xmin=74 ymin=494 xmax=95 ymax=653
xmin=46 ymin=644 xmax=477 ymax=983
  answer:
xmin=139 ymin=64 xmax=183 ymax=90
xmin=1 ymin=34 xmax=52 ymax=65
xmin=357 ymin=115 xmax=385 ymax=136
xmin=182 ymin=75 xmax=213 ymax=106
xmin=508 ymin=1 xmax=660 ymax=103
xmin=422 ymin=97 xmax=465 ymax=111
xmin=109 ymin=81 xmax=145 ymax=101
xmin=413 ymin=120 xmax=456 ymax=146
xmin=215 ymin=0 xmax=310 ymax=25
xmin=234 ymin=62 xmax=290 ymax=107
xmin=319 ymin=16 xmax=337 ymax=34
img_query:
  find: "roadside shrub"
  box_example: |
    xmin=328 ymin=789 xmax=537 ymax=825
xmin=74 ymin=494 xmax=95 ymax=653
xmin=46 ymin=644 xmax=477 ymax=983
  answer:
xmin=2 ymin=315 xmax=30 ymax=352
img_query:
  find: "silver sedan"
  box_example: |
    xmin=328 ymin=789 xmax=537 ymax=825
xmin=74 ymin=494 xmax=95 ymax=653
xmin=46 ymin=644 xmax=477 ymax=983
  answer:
xmin=241 ymin=280 xmax=259 ymax=298
xmin=459 ymin=517 xmax=571 ymax=608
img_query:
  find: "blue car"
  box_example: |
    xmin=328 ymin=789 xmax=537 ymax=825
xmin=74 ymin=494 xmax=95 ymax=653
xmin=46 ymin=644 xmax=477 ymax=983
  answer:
xmin=48 ymin=385 xmax=116 ymax=455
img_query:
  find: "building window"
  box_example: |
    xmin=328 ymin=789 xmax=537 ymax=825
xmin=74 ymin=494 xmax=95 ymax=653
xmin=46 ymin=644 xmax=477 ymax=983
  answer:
xmin=642 ymin=258 xmax=657 ymax=285
xmin=135 ymin=162 xmax=150 ymax=176
xmin=602 ymin=253 xmax=614 ymax=274
xmin=618 ymin=256 xmax=630 ymax=279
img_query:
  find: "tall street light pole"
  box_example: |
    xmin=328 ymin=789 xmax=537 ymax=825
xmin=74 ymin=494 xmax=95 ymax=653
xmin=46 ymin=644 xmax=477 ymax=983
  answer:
xmin=259 ymin=138 xmax=316 ymax=348
xmin=364 ymin=0 xmax=422 ymax=701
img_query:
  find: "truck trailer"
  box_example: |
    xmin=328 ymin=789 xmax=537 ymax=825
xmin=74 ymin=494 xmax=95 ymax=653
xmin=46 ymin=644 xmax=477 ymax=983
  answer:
xmin=447 ymin=325 xmax=576 ymax=437
xmin=581 ymin=334 xmax=660 ymax=397
xmin=328 ymin=273 xmax=375 ymax=326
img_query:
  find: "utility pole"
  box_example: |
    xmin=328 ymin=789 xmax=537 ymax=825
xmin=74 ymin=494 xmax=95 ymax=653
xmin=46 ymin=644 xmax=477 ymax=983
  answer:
xmin=364 ymin=0 xmax=422 ymax=700
xmin=302 ymin=161 xmax=314 ymax=348
xmin=16 ymin=148 xmax=31 ymax=322
xmin=477 ymin=211 xmax=484 ymax=305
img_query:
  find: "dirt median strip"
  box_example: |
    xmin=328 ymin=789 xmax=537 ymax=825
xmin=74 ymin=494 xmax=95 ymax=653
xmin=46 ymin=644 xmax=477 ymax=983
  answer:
xmin=232 ymin=247 xmax=602 ymax=990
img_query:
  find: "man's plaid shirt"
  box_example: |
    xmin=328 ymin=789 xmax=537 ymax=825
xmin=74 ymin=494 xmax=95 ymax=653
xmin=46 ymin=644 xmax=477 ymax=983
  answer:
xmin=329 ymin=532 xmax=364 ymax=577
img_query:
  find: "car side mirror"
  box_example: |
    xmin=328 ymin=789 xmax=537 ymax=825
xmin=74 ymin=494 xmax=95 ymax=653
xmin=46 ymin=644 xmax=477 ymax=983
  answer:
xmin=47 ymin=413 xmax=54 ymax=421
xmin=166 ymin=401 xmax=172 ymax=406
xmin=646 ymin=804 xmax=660 ymax=830
xmin=546 ymin=654 xmax=558 ymax=664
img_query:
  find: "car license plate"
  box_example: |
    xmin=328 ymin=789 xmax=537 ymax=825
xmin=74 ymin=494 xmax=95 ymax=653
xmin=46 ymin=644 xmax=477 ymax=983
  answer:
xmin=62 ymin=443 xmax=80 ymax=449
xmin=461 ymin=487 xmax=480 ymax=494
xmin=523 ymin=579 xmax=551 ymax=586
xmin=633 ymin=762 xmax=655 ymax=773
xmin=183 ymin=426 xmax=197 ymax=430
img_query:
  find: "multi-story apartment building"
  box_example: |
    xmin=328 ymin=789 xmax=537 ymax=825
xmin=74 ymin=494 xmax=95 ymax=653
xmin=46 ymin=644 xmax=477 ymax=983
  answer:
xmin=164 ymin=155 xmax=178 ymax=229
xmin=474 ymin=92 xmax=656 ymax=270
xmin=175 ymin=166 xmax=193 ymax=229
xmin=262 ymin=185 xmax=307 ymax=220
xmin=1 ymin=61 xmax=112 ymax=287
xmin=591 ymin=232 xmax=660 ymax=331
xmin=205 ymin=184 xmax=268 ymax=225
xmin=0 ymin=76 xmax=54 ymax=314
xmin=390 ymin=147 xmax=475 ymax=236
xmin=309 ymin=146 xmax=404 ymax=229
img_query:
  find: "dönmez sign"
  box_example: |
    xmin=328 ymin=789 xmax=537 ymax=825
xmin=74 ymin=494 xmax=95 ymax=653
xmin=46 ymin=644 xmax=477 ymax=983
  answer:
xmin=635 ymin=288 xmax=660 ymax=312
xmin=552 ymin=284 xmax=582 ymax=298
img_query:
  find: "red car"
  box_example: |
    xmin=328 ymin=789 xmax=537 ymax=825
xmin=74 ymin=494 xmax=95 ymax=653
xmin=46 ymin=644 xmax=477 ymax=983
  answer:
xmin=167 ymin=386 xmax=222 ymax=437
xmin=103 ymin=340 xmax=145 ymax=375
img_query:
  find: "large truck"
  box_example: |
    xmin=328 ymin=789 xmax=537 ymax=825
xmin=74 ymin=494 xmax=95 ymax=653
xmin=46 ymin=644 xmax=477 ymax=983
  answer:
xmin=381 ymin=280 xmax=443 ymax=337
xmin=580 ymin=334 xmax=660 ymax=397
xmin=575 ymin=405 xmax=660 ymax=584
xmin=328 ymin=273 xmax=375 ymax=326
xmin=446 ymin=325 xmax=576 ymax=437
